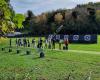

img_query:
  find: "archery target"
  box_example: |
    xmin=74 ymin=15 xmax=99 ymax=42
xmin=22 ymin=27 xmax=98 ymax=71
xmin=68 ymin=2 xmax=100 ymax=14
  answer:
xmin=73 ymin=35 xmax=79 ymax=41
xmin=84 ymin=35 xmax=91 ymax=41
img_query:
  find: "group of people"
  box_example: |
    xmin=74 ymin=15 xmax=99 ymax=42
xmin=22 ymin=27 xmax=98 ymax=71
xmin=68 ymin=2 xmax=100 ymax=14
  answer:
xmin=46 ymin=38 xmax=69 ymax=50
xmin=16 ymin=38 xmax=44 ymax=48
xmin=16 ymin=38 xmax=30 ymax=47
xmin=15 ymin=37 xmax=69 ymax=50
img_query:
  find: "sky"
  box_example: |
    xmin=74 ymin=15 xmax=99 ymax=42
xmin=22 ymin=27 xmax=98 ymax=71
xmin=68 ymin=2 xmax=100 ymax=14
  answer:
xmin=10 ymin=0 xmax=100 ymax=15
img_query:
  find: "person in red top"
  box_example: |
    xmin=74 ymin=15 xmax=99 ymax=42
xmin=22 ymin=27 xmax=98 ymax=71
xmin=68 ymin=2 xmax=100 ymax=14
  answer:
xmin=64 ymin=38 xmax=69 ymax=50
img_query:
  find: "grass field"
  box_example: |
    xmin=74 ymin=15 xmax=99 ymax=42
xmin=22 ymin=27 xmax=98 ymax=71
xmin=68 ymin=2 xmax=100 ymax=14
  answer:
xmin=0 ymin=36 xmax=100 ymax=80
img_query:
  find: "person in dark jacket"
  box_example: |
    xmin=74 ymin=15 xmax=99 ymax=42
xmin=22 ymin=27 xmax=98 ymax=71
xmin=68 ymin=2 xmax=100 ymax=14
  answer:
xmin=51 ymin=38 xmax=55 ymax=49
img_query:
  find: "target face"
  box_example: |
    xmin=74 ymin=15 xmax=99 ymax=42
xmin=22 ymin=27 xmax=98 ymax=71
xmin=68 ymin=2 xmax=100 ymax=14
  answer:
xmin=84 ymin=35 xmax=91 ymax=41
xmin=73 ymin=35 xmax=79 ymax=41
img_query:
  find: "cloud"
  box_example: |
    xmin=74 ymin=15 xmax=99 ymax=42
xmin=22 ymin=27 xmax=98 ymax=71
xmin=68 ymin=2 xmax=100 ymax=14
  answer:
xmin=10 ymin=0 xmax=100 ymax=15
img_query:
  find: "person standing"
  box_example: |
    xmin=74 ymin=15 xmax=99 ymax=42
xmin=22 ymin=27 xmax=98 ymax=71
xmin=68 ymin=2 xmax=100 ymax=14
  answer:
xmin=45 ymin=39 xmax=48 ymax=49
xmin=32 ymin=38 xmax=35 ymax=48
xmin=64 ymin=38 xmax=69 ymax=50
xmin=23 ymin=38 xmax=26 ymax=47
xmin=9 ymin=38 xmax=12 ymax=47
xmin=48 ymin=38 xmax=51 ymax=49
xmin=18 ymin=38 xmax=21 ymax=46
xmin=59 ymin=39 xmax=63 ymax=50
xmin=37 ymin=38 xmax=43 ymax=48
xmin=27 ymin=39 xmax=30 ymax=47
xmin=16 ymin=38 xmax=18 ymax=47
xmin=39 ymin=38 xmax=43 ymax=48
xmin=52 ymin=38 xmax=55 ymax=49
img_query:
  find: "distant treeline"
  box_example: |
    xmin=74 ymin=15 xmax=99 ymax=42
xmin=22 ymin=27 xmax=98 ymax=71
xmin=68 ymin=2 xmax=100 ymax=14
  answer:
xmin=19 ymin=2 xmax=100 ymax=35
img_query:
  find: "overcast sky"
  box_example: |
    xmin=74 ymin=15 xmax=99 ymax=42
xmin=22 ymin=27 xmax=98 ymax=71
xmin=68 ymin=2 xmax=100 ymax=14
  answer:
xmin=10 ymin=0 xmax=100 ymax=15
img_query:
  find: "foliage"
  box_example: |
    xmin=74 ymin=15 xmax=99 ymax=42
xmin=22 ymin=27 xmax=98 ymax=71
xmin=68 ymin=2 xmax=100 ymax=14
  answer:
xmin=96 ymin=10 xmax=100 ymax=33
xmin=13 ymin=14 xmax=25 ymax=29
xmin=54 ymin=13 xmax=63 ymax=24
xmin=0 ymin=37 xmax=8 ymax=44
xmin=21 ymin=2 xmax=100 ymax=35
xmin=0 ymin=0 xmax=15 ymax=36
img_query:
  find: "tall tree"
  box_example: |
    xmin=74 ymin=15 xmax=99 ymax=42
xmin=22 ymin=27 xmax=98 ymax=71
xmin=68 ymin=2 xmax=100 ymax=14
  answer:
xmin=0 ymin=0 xmax=15 ymax=36
xmin=54 ymin=13 xmax=63 ymax=24
xmin=22 ymin=10 xmax=35 ymax=33
xmin=14 ymin=14 xmax=25 ymax=29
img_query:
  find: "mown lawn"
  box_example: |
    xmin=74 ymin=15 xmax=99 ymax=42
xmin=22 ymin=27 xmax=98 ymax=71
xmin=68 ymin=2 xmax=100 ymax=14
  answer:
xmin=0 ymin=36 xmax=100 ymax=80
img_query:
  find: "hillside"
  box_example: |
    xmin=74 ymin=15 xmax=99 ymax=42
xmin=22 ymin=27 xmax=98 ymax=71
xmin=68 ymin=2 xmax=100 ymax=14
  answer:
xmin=22 ymin=2 xmax=100 ymax=35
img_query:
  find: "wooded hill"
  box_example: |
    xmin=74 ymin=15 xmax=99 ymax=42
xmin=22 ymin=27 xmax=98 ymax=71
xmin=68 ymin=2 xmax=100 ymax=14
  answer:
xmin=22 ymin=2 xmax=100 ymax=35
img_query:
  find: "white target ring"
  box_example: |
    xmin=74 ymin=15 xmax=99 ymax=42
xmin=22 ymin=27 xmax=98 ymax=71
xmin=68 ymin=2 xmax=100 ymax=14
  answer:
xmin=84 ymin=35 xmax=91 ymax=41
xmin=73 ymin=35 xmax=79 ymax=41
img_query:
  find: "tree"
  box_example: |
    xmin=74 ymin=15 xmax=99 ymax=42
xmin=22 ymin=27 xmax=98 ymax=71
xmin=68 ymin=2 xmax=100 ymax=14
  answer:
xmin=22 ymin=10 xmax=35 ymax=33
xmin=54 ymin=13 xmax=63 ymax=24
xmin=14 ymin=14 xmax=25 ymax=29
xmin=0 ymin=0 xmax=15 ymax=36
xmin=21 ymin=2 xmax=100 ymax=35
xmin=71 ymin=11 xmax=79 ymax=20
xmin=26 ymin=10 xmax=34 ymax=20
xmin=96 ymin=10 xmax=100 ymax=24
xmin=96 ymin=10 xmax=100 ymax=33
